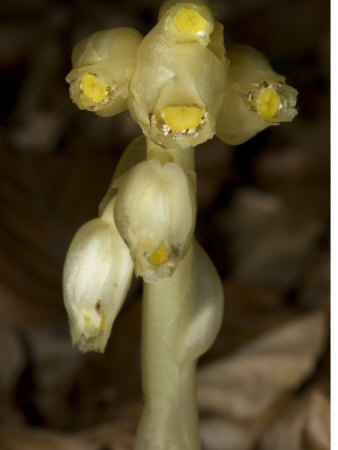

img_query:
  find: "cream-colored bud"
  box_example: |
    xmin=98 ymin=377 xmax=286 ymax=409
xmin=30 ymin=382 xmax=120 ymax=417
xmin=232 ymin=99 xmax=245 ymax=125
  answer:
xmin=66 ymin=27 xmax=142 ymax=117
xmin=128 ymin=20 xmax=227 ymax=150
xmin=113 ymin=159 xmax=196 ymax=282
xmin=63 ymin=216 xmax=133 ymax=353
xmin=216 ymin=45 xmax=298 ymax=145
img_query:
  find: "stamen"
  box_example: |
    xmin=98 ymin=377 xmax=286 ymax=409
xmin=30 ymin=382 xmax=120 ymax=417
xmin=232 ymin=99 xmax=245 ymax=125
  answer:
xmin=81 ymin=73 xmax=107 ymax=102
xmin=256 ymin=87 xmax=281 ymax=118
xmin=174 ymin=8 xmax=208 ymax=34
xmin=161 ymin=106 xmax=204 ymax=131
xmin=149 ymin=244 xmax=168 ymax=265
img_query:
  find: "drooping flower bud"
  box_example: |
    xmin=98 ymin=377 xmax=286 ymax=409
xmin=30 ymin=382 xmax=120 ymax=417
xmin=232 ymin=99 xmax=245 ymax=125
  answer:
xmin=128 ymin=17 xmax=228 ymax=150
xmin=63 ymin=215 xmax=133 ymax=353
xmin=216 ymin=45 xmax=298 ymax=145
xmin=113 ymin=159 xmax=196 ymax=282
xmin=66 ymin=27 xmax=142 ymax=117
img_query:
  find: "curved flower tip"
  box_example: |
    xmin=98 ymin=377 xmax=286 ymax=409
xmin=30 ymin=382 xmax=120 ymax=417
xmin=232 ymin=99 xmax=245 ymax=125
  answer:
xmin=216 ymin=44 xmax=298 ymax=145
xmin=66 ymin=27 xmax=142 ymax=117
xmin=63 ymin=216 xmax=133 ymax=353
xmin=113 ymin=159 xmax=196 ymax=282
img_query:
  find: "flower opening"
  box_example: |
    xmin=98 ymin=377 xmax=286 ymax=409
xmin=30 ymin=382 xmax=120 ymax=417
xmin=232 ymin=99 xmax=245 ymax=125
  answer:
xmin=174 ymin=7 xmax=208 ymax=34
xmin=81 ymin=73 xmax=108 ymax=103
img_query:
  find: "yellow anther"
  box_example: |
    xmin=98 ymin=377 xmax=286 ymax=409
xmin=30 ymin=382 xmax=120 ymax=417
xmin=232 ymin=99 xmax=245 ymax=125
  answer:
xmin=81 ymin=73 xmax=107 ymax=102
xmin=174 ymin=8 xmax=208 ymax=34
xmin=161 ymin=106 xmax=204 ymax=131
xmin=256 ymin=87 xmax=281 ymax=118
xmin=149 ymin=245 xmax=168 ymax=265
xmin=99 ymin=311 xmax=106 ymax=330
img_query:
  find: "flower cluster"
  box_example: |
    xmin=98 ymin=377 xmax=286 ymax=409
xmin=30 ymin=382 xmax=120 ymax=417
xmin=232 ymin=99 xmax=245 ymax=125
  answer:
xmin=66 ymin=0 xmax=297 ymax=148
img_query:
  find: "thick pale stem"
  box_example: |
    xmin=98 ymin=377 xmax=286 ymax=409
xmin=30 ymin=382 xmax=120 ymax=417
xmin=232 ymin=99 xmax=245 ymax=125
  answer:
xmin=135 ymin=139 xmax=199 ymax=450
xmin=136 ymin=246 xmax=200 ymax=450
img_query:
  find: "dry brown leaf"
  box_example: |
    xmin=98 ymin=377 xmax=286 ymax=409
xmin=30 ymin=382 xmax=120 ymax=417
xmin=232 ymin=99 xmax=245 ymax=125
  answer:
xmin=81 ymin=422 xmax=135 ymax=450
xmin=197 ymin=310 xmax=327 ymax=421
xmin=0 ymin=429 xmax=93 ymax=450
xmin=302 ymin=391 xmax=330 ymax=450
xmin=79 ymin=402 xmax=141 ymax=450
xmin=200 ymin=417 xmax=256 ymax=450
xmin=257 ymin=390 xmax=330 ymax=450
xmin=214 ymin=188 xmax=323 ymax=292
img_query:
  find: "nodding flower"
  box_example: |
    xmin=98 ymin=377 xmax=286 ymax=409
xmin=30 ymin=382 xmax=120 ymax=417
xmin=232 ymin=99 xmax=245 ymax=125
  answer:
xmin=216 ymin=44 xmax=298 ymax=145
xmin=128 ymin=14 xmax=228 ymax=150
xmin=63 ymin=212 xmax=133 ymax=353
xmin=113 ymin=159 xmax=196 ymax=282
xmin=66 ymin=27 xmax=142 ymax=117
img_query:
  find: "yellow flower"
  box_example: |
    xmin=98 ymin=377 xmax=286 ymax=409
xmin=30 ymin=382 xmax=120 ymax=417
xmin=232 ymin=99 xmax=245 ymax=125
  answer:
xmin=66 ymin=27 xmax=142 ymax=117
xmin=216 ymin=45 xmax=298 ymax=145
xmin=128 ymin=17 xmax=228 ymax=149
xmin=113 ymin=159 xmax=196 ymax=282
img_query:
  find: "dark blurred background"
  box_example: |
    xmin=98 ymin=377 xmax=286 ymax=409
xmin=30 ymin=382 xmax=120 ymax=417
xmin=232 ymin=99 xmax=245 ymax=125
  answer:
xmin=0 ymin=0 xmax=330 ymax=449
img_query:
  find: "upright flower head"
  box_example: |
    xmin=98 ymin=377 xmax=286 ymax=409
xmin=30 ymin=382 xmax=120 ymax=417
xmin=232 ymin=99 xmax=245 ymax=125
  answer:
xmin=128 ymin=5 xmax=228 ymax=150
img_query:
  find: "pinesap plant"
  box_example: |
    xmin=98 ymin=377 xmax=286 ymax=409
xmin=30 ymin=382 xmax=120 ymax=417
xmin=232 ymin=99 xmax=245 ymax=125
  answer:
xmin=63 ymin=1 xmax=298 ymax=448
